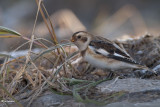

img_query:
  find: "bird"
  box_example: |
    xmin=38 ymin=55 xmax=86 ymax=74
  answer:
xmin=70 ymin=31 xmax=157 ymax=75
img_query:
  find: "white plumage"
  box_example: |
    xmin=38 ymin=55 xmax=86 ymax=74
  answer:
xmin=84 ymin=46 xmax=139 ymax=70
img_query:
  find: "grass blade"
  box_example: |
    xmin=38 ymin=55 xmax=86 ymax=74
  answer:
xmin=0 ymin=26 xmax=21 ymax=37
xmin=32 ymin=42 xmax=73 ymax=62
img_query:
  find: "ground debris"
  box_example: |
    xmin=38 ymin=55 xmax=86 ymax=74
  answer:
xmin=1 ymin=34 xmax=160 ymax=107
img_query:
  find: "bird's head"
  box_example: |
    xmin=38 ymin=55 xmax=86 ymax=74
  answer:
xmin=71 ymin=31 xmax=92 ymax=51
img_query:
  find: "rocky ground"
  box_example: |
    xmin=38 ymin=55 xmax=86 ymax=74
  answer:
xmin=5 ymin=78 xmax=160 ymax=107
xmin=0 ymin=34 xmax=160 ymax=107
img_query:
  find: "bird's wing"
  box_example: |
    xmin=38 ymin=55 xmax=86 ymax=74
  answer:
xmin=89 ymin=36 xmax=140 ymax=65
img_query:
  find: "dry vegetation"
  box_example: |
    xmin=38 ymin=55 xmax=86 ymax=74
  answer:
xmin=0 ymin=1 xmax=103 ymax=106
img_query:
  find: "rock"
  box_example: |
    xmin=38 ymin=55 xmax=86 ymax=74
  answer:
xmin=97 ymin=78 xmax=160 ymax=93
xmin=96 ymin=78 xmax=160 ymax=106
xmin=105 ymin=99 xmax=160 ymax=107
xmin=30 ymin=92 xmax=72 ymax=107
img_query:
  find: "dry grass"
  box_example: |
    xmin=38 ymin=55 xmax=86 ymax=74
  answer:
xmin=0 ymin=0 xmax=77 ymax=106
xmin=0 ymin=0 xmax=95 ymax=106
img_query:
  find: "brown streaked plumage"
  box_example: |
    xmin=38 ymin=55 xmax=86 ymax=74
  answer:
xmin=71 ymin=31 xmax=157 ymax=74
xmin=90 ymin=39 xmax=130 ymax=58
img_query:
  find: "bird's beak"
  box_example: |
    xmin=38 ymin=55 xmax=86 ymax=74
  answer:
xmin=70 ymin=38 xmax=75 ymax=42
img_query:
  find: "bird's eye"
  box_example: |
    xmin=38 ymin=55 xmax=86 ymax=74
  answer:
xmin=77 ymin=35 xmax=81 ymax=39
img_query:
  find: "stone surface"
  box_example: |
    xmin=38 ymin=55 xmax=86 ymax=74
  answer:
xmin=97 ymin=78 xmax=160 ymax=93
xmin=30 ymin=92 xmax=72 ymax=107
xmin=105 ymin=99 xmax=160 ymax=107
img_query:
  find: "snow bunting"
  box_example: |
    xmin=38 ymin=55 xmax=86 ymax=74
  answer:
xmin=71 ymin=31 xmax=157 ymax=74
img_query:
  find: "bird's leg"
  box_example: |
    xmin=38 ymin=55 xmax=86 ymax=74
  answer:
xmin=85 ymin=64 xmax=96 ymax=74
xmin=106 ymin=71 xmax=114 ymax=79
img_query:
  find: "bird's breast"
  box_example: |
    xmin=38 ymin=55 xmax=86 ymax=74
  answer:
xmin=84 ymin=48 xmax=111 ymax=69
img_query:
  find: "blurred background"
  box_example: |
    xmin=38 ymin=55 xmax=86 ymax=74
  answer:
xmin=0 ymin=0 xmax=160 ymax=51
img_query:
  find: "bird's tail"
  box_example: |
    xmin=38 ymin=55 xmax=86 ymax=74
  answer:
xmin=136 ymin=65 xmax=157 ymax=75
